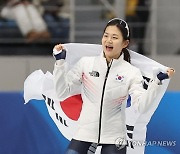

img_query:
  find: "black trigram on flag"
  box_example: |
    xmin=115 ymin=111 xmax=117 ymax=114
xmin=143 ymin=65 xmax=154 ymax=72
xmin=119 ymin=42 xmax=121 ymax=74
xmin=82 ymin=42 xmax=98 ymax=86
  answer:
xmin=143 ymin=76 xmax=151 ymax=90
xmin=126 ymin=124 xmax=135 ymax=149
xmin=126 ymin=76 xmax=151 ymax=149
xmin=42 ymin=94 xmax=55 ymax=110
xmin=42 ymin=94 xmax=68 ymax=127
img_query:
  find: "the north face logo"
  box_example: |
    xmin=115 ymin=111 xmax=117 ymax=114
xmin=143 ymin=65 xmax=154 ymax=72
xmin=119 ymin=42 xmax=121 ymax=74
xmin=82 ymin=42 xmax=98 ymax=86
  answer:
xmin=89 ymin=71 xmax=100 ymax=77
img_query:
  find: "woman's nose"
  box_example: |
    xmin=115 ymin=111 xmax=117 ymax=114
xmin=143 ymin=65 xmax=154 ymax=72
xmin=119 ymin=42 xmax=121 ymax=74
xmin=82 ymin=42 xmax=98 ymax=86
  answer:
xmin=107 ymin=37 xmax=112 ymax=43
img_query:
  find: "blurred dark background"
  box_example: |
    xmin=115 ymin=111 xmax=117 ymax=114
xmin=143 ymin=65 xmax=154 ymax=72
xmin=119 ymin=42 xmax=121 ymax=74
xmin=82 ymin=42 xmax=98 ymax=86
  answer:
xmin=0 ymin=0 xmax=69 ymax=55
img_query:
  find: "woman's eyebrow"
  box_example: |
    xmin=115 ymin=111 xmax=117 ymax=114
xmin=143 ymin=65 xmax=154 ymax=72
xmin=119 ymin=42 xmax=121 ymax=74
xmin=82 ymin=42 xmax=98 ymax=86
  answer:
xmin=112 ymin=34 xmax=119 ymax=37
xmin=104 ymin=32 xmax=119 ymax=36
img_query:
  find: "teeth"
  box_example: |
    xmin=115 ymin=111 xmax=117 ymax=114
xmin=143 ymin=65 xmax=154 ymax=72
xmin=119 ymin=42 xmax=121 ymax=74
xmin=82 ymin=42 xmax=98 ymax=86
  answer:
xmin=106 ymin=46 xmax=113 ymax=48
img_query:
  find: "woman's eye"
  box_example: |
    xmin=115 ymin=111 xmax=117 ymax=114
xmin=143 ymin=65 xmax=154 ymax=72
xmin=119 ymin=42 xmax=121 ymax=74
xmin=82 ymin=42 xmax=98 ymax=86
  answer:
xmin=113 ymin=37 xmax=118 ymax=39
xmin=104 ymin=35 xmax=108 ymax=38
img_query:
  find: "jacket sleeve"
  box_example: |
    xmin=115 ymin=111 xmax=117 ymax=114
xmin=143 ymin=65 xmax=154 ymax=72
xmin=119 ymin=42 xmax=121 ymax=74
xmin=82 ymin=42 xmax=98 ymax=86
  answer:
xmin=128 ymin=69 xmax=162 ymax=114
xmin=53 ymin=58 xmax=84 ymax=101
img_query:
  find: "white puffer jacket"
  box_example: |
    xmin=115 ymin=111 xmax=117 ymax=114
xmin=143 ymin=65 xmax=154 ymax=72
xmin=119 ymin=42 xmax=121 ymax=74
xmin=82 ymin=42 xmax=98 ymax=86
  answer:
xmin=53 ymin=52 xmax=161 ymax=144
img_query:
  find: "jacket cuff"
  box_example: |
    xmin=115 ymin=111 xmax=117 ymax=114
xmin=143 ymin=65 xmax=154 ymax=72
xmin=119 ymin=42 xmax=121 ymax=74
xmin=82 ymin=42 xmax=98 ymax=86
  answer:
xmin=55 ymin=59 xmax=65 ymax=66
xmin=53 ymin=49 xmax=66 ymax=60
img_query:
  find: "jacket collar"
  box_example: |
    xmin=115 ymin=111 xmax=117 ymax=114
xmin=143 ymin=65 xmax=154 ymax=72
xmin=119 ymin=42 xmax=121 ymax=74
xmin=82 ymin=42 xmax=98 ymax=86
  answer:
xmin=100 ymin=51 xmax=125 ymax=67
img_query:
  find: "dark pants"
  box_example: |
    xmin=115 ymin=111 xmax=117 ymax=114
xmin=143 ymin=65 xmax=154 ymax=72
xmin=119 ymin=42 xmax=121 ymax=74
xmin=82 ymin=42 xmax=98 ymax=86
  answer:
xmin=65 ymin=139 xmax=126 ymax=154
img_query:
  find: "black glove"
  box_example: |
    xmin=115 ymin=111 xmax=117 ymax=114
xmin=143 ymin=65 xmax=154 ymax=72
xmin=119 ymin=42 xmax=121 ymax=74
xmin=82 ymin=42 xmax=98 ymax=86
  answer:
xmin=157 ymin=72 xmax=169 ymax=81
xmin=53 ymin=49 xmax=66 ymax=60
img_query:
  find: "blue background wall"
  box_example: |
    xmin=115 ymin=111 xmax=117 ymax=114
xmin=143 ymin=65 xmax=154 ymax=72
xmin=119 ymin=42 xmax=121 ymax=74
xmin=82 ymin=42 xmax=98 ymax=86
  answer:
xmin=0 ymin=92 xmax=179 ymax=154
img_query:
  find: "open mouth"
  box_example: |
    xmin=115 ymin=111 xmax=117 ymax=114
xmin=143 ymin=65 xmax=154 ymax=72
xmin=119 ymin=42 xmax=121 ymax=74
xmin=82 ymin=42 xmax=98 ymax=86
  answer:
xmin=106 ymin=45 xmax=113 ymax=51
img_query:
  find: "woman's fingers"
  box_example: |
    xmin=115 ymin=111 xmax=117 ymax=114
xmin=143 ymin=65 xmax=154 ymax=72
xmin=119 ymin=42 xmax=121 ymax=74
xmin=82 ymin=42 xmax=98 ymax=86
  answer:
xmin=55 ymin=44 xmax=63 ymax=51
xmin=167 ymin=68 xmax=175 ymax=78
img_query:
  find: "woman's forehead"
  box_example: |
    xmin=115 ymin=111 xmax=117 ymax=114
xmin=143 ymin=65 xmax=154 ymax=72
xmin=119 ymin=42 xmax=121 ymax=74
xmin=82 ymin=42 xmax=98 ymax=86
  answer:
xmin=104 ymin=26 xmax=122 ymax=35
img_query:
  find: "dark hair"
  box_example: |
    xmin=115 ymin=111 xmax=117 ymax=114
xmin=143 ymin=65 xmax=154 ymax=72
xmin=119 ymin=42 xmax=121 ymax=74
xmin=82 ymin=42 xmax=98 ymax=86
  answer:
xmin=103 ymin=18 xmax=131 ymax=63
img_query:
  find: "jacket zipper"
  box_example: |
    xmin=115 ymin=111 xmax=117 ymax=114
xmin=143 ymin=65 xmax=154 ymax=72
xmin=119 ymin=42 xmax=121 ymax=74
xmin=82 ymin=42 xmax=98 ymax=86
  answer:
xmin=97 ymin=60 xmax=113 ymax=144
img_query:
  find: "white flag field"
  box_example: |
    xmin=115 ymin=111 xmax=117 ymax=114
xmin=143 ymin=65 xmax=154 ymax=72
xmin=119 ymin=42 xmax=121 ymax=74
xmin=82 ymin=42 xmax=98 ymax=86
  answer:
xmin=24 ymin=43 xmax=170 ymax=154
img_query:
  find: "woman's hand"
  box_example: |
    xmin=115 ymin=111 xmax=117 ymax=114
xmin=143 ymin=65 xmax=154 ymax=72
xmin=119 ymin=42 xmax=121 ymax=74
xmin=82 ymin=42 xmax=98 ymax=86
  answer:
xmin=53 ymin=43 xmax=66 ymax=60
xmin=54 ymin=44 xmax=64 ymax=52
xmin=157 ymin=68 xmax=175 ymax=81
xmin=167 ymin=68 xmax=175 ymax=78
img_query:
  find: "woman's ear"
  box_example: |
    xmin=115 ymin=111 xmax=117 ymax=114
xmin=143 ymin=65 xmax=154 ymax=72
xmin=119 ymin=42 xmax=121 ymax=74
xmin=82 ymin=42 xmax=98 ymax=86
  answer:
xmin=123 ymin=40 xmax=129 ymax=48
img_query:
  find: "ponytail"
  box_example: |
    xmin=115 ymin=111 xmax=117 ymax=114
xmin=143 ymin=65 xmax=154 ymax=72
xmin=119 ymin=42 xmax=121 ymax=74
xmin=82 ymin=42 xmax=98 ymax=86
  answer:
xmin=122 ymin=48 xmax=131 ymax=63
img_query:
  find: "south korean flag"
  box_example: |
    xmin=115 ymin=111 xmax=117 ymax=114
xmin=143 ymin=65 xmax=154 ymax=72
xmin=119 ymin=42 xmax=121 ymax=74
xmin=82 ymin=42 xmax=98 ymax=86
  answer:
xmin=24 ymin=43 xmax=170 ymax=154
